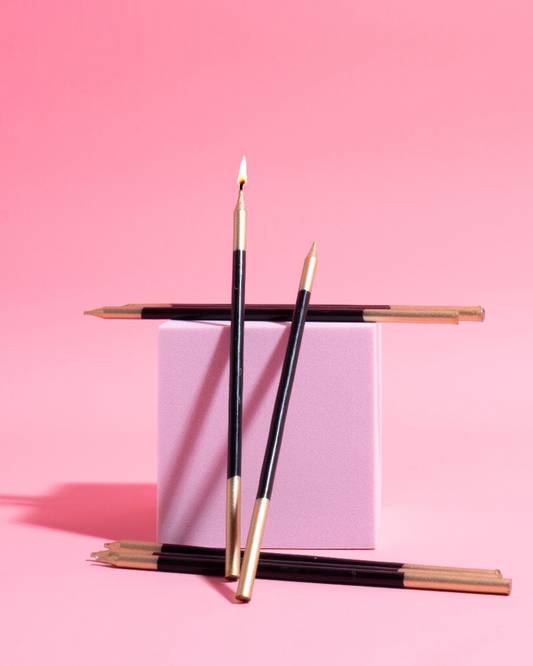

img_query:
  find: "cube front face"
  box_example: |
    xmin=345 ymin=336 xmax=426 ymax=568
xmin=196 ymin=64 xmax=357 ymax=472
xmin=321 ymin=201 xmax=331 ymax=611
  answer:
xmin=158 ymin=321 xmax=381 ymax=549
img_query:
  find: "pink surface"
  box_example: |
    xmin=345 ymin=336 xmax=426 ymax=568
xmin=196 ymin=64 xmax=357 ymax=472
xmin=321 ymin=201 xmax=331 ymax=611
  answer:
xmin=158 ymin=321 xmax=381 ymax=548
xmin=1 ymin=1 xmax=532 ymax=664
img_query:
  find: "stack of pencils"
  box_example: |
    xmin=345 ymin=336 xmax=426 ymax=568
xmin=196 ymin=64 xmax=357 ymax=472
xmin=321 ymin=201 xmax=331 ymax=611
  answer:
xmin=91 ymin=541 xmax=511 ymax=595
xmin=87 ymin=158 xmax=507 ymax=600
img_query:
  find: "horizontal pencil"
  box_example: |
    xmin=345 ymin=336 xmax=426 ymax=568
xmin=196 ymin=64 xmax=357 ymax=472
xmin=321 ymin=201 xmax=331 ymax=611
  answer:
xmin=84 ymin=303 xmax=485 ymax=323
xmin=103 ymin=540 xmax=502 ymax=578
xmin=90 ymin=550 xmax=511 ymax=595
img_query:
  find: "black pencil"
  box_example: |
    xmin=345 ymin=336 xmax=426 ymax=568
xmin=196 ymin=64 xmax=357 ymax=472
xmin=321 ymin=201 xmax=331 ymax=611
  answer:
xmin=226 ymin=157 xmax=247 ymax=579
xmin=102 ymin=540 xmax=502 ymax=577
xmin=84 ymin=303 xmax=486 ymax=323
xmin=236 ymin=243 xmax=318 ymax=602
xmin=90 ymin=550 xmax=511 ymax=595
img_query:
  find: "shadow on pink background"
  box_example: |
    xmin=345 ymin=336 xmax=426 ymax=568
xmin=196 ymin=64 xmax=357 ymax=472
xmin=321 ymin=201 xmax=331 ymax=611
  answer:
xmin=1 ymin=483 xmax=157 ymax=541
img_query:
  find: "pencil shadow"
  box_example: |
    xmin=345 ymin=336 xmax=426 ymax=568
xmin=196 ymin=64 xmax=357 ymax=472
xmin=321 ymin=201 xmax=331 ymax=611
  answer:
xmin=158 ymin=326 xmax=230 ymax=529
xmin=0 ymin=482 xmax=157 ymax=541
xmin=201 ymin=575 xmax=241 ymax=604
xmin=163 ymin=326 xmax=290 ymax=544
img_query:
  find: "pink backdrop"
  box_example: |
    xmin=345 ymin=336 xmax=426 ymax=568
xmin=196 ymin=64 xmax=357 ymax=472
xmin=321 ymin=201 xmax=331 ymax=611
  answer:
xmin=1 ymin=1 xmax=531 ymax=663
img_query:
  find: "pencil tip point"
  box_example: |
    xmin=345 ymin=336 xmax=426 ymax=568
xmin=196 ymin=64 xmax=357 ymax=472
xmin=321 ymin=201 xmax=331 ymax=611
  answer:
xmin=84 ymin=308 xmax=106 ymax=318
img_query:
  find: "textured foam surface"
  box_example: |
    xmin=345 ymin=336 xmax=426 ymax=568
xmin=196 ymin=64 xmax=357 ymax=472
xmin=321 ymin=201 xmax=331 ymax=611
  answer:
xmin=158 ymin=321 xmax=381 ymax=548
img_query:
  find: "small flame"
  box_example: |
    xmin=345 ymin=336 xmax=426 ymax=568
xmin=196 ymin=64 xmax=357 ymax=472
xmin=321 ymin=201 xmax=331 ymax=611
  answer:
xmin=238 ymin=156 xmax=247 ymax=186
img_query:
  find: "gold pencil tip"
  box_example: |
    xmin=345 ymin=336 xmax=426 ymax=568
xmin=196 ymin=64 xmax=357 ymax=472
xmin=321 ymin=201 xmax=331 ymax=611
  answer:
xmin=309 ymin=242 xmax=317 ymax=257
xmin=238 ymin=156 xmax=247 ymax=187
xmin=84 ymin=308 xmax=104 ymax=318
xmin=91 ymin=550 xmax=111 ymax=560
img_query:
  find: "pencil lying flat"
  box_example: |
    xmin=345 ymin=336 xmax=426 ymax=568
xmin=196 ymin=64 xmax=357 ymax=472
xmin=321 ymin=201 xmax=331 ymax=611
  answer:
xmin=84 ymin=303 xmax=485 ymax=323
xmin=236 ymin=243 xmax=318 ymax=603
xmin=90 ymin=551 xmax=511 ymax=595
xmin=102 ymin=540 xmax=502 ymax=577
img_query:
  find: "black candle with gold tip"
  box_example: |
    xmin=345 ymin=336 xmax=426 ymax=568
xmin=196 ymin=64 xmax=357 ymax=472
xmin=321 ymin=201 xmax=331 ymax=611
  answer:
xmin=226 ymin=156 xmax=247 ymax=580
xmin=90 ymin=551 xmax=511 ymax=595
xmin=236 ymin=242 xmax=318 ymax=603
xmin=84 ymin=303 xmax=487 ymax=323
xmin=102 ymin=540 xmax=502 ymax=578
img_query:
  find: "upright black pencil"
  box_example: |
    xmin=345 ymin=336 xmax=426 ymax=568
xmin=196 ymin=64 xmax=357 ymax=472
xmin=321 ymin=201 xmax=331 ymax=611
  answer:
xmin=236 ymin=242 xmax=318 ymax=602
xmin=226 ymin=156 xmax=247 ymax=580
xmin=90 ymin=550 xmax=511 ymax=595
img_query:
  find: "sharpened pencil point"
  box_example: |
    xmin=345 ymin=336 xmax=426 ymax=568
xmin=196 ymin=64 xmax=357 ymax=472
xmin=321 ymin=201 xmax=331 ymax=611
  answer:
xmin=91 ymin=550 xmax=116 ymax=562
xmin=84 ymin=308 xmax=105 ymax=318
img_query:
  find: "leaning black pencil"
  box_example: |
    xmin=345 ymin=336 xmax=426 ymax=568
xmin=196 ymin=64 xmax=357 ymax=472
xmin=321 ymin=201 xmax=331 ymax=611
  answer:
xmin=102 ymin=540 xmax=502 ymax=577
xmin=226 ymin=157 xmax=247 ymax=579
xmin=236 ymin=242 xmax=318 ymax=602
xmin=90 ymin=551 xmax=511 ymax=595
xmin=84 ymin=303 xmax=486 ymax=323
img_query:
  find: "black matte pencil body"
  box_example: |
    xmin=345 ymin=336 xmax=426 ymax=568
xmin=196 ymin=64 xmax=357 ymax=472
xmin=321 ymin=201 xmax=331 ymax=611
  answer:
xmin=103 ymin=541 xmax=502 ymax=577
xmin=236 ymin=243 xmax=318 ymax=602
xmin=91 ymin=551 xmax=511 ymax=595
xmin=226 ymin=159 xmax=247 ymax=579
xmin=85 ymin=303 xmax=486 ymax=323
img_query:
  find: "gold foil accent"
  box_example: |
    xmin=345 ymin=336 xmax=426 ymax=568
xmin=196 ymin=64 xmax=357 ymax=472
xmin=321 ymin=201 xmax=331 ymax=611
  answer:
xmin=363 ymin=309 xmax=459 ymax=324
xmin=225 ymin=476 xmax=241 ymax=580
xmin=299 ymin=242 xmax=317 ymax=292
xmin=394 ymin=305 xmax=485 ymax=322
xmin=84 ymin=305 xmax=143 ymax=319
xmin=401 ymin=564 xmax=501 ymax=578
xmin=235 ymin=498 xmax=270 ymax=602
xmin=403 ymin=572 xmax=511 ymax=595
xmin=104 ymin=540 xmax=164 ymax=552
xmin=233 ymin=191 xmax=247 ymax=251
xmin=92 ymin=550 xmax=158 ymax=570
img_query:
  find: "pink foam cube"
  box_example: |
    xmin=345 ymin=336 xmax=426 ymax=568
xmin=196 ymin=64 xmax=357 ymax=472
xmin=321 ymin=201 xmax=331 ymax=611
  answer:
xmin=158 ymin=320 xmax=381 ymax=549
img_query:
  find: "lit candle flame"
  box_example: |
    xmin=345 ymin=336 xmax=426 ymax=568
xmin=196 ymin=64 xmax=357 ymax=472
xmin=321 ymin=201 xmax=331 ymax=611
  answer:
xmin=238 ymin=156 xmax=247 ymax=186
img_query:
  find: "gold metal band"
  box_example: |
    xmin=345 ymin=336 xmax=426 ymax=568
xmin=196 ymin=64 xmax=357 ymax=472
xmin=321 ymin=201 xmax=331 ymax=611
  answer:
xmin=225 ymin=476 xmax=241 ymax=580
xmin=401 ymin=564 xmax=501 ymax=577
xmin=403 ymin=572 xmax=511 ymax=594
xmin=235 ymin=497 xmax=270 ymax=602
xmin=394 ymin=305 xmax=485 ymax=322
xmin=363 ymin=309 xmax=459 ymax=324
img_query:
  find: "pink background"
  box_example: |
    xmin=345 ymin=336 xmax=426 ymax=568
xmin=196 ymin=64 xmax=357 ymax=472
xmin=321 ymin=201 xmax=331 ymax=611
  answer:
xmin=1 ymin=1 xmax=531 ymax=664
